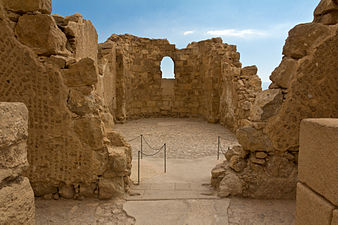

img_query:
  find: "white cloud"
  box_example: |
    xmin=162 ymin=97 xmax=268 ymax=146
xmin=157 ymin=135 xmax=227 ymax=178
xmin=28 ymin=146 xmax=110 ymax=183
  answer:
xmin=183 ymin=30 xmax=195 ymax=35
xmin=206 ymin=29 xmax=267 ymax=38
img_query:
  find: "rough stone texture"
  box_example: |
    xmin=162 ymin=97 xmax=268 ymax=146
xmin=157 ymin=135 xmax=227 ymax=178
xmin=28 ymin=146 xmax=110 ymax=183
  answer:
xmin=299 ymin=119 xmax=338 ymax=206
xmin=16 ymin=14 xmax=69 ymax=56
xmin=295 ymin=183 xmax=335 ymax=225
xmin=0 ymin=103 xmax=35 ymax=225
xmin=54 ymin=13 xmax=98 ymax=62
xmin=100 ymin=35 xmax=261 ymax=125
xmin=314 ymin=0 xmax=338 ymax=25
xmin=2 ymin=0 xmax=52 ymax=14
xmin=0 ymin=2 xmax=131 ymax=200
xmin=211 ymin=0 xmax=338 ymax=199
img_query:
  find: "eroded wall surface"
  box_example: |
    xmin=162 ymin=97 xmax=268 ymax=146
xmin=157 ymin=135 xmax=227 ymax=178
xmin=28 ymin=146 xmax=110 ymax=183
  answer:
xmin=100 ymin=35 xmax=262 ymax=126
xmin=212 ymin=0 xmax=338 ymax=199
xmin=0 ymin=102 xmax=35 ymax=225
xmin=0 ymin=0 xmax=131 ymax=199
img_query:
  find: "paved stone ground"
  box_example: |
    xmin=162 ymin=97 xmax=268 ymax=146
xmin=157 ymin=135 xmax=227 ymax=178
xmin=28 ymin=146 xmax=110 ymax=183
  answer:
xmin=114 ymin=118 xmax=238 ymax=159
xmin=35 ymin=198 xmax=135 ymax=225
xmin=117 ymin=118 xmax=296 ymax=225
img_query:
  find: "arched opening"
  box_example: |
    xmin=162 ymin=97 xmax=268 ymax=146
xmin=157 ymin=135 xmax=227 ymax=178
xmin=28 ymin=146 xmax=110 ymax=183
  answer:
xmin=160 ymin=56 xmax=175 ymax=79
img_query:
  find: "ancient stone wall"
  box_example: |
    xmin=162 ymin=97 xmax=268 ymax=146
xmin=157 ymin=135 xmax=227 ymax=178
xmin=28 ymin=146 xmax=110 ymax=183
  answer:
xmin=0 ymin=102 xmax=35 ymax=225
xmin=295 ymin=119 xmax=338 ymax=225
xmin=100 ymin=35 xmax=261 ymax=125
xmin=212 ymin=0 xmax=338 ymax=199
xmin=0 ymin=0 xmax=131 ymax=199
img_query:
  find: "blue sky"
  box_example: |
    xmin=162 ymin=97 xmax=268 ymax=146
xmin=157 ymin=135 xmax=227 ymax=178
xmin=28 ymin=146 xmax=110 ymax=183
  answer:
xmin=53 ymin=0 xmax=320 ymax=84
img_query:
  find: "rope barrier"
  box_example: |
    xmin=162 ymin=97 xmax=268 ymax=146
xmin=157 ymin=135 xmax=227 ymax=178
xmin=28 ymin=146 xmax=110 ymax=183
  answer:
xmin=127 ymin=135 xmax=140 ymax=142
xmin=142 ymin=135 xmax=164 ymax=151
xmin=141 ymin=144 xmax=165 ymax=157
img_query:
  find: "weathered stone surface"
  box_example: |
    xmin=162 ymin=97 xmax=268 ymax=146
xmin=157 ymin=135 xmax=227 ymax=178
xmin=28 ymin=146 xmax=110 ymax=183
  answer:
xmin=3 ymin=0 xmax=52 ymax=14
xmin=314 ymin=0 xmax=338 ymax=25
xmin=62 ymin=57 xmax=98 ymax=87
xmin=0 ymin=102 xmax=28 ymax=148
xmin=229 ymin=155 xmax=247 ymax=172
xmin=0 ymin=9 xmax=131 ymax=200
xmin=63 ymin=13 xmax=98 ymax=62
xmin=255 ymin=151 xmax=267 ymax=159
xmin=59 ymin=183 xmax=75 ymax=199
xmin=249 ymin=89 xmax=283 ymax=121
xmin=74 ymin=116 xmax=105 ymax=149
xmin=283 ymin=23 xmax=331 ymax=59
xmin=16 ymin=14 xmax=68 ymax=56
xmin=299 ymin=119 xmax=338 ymax=205
xmin=224 ymin=145 xmax=247 ymax=161
xmin=0 ymin=177 xmax=35 ymax=225
xmin=295 ymin=183 xmax=335 ymax=225
xmin=236 ymin=126 xmax=272 ymax=151
xmin=270 ymin=57 xmax=298 ymax=89
xmin=218 ymin=170 xmax=242 ymax=198
xmin=98 ymin=177 xmax=124 ymax=200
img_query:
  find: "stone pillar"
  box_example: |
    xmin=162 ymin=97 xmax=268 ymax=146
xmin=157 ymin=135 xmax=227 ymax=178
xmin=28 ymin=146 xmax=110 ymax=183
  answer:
xmin=0 ymin=102 xmax=35 ymax=225
xmin=295 ymin=119 xmax=338 ymax=225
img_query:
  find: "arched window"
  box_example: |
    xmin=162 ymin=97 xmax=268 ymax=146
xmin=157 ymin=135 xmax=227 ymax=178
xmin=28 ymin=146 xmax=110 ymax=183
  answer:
xmin=160 ymin=56 xmax=175 ymax=79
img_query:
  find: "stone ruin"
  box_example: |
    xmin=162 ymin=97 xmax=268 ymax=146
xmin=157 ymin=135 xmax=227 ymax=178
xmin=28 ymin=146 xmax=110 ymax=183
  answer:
xmin=211 ymin=0 xmax=338 ymax=199
xmin=0 ymin=0 xmax=337 ymax=224
xmin=0 ymin=0 xmax=132 ymax=203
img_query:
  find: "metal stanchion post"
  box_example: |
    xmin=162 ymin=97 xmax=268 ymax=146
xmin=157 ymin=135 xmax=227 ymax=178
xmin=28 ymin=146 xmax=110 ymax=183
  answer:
xmin=164 ymin=143 xmax=167 ymax=173
xmin=217 ymin=136 xmax=220 ymax=160
xmin=138 ymin=150 xmax=140 ymax=185
xmin=140 ymin=134 xmax=143 ymax=159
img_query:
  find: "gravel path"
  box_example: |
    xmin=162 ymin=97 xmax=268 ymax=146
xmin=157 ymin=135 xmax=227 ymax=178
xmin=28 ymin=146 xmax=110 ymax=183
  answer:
xmin=114 ymin=118 xmax=238 ymax=159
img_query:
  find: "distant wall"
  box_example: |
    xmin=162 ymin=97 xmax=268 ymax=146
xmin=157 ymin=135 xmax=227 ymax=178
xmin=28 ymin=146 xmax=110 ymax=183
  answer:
xmin=100 ymin=35 xmax=262 ymax=128
xmin=295 ymin=119 xmax=338 ymax=225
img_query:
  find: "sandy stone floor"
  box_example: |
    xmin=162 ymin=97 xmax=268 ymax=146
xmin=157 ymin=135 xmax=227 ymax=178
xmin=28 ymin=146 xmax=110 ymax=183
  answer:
xmin=114 ymin=118 xmax=238 ymax=159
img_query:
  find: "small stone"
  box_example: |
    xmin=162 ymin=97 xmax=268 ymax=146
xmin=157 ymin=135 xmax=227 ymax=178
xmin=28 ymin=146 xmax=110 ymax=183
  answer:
xmin=251 ymin=157 xmax=266 ymax=165
xmin=53 ymin=193 xmax=60 ymax=200
xmin=256 ymin=152 xmax=268 ymax=159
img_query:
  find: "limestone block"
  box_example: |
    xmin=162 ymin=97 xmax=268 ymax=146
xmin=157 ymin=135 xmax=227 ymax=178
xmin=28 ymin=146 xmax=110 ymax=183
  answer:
xmin=0 ymin=102 xmax=28 ymax=148
xmin=295 ymin=183 xmax=335 ymax=225
xmin=67 ymin=87 xmax=97 ymax=116
xmin=314 ymin=0 xmax=338 ymax=25
xmin=98 ymin=177 xmax=124 ymax=200
xmin=299 ymin=119 xmax=338 ymax=205
xmin=249 ymin=89 xmax=283 ymax=122
xmin=64 ymin=14 xmax=98 ymax=62
xmin=241 ymin=65 xmax=257 ymax=76
xmin=79 ymin=183 xmax=97 ymax=198
xmin=106 ymin=131 xmax=128 ymax=147
xmin=229 ymin=155 xmax=247 ymax=172
xmin=236 ymin=126 xmax=273 ymax=151
xmin=74 ymin=116 xmax=104 ymax=149
xmin=332 ymin=210 xmax=338 ymax=225
xmin=224 ymin=145 xmax=247 ymax=161
xmin=62 ymin=57 xmax=98 ymax=87
xmin=283 ymin=23 xmax=331 ymax=59
xmin=3 ymin=0 xmax=52 ymax=14
xmin=0 ymin=177 xmax=35 ymax=225
xmin=270 ymin=57 xmax=298 ymax=89
xmin=16 ymin=14 xmax=68 ymax=56
xmin=106 ymin=146 xmax=129 ymax=174
xmin=218 ymin=170 xmax=242 ymax=198
xmin=59 ymin=183 xmax=75 ymax=199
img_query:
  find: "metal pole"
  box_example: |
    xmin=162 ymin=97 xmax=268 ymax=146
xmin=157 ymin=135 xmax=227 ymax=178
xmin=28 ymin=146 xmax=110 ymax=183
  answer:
xmin=164 ymin=143 xmax=167 ymax=173
xmin=217 ymin=136 xmax=220 ymax=160
xmin=138 ymin=150 xmax=140 ymax=185
xmin=140 ymin=134 xmax=143 ymax=159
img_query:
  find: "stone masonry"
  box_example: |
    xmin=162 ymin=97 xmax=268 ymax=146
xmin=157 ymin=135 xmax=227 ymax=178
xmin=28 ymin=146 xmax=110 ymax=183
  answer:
xmin=0 ymin=0 xmax=131 ymax=200
xmin=99 ymin=34 xmax=261 ymax=127
xmin=211 ymin=0 xmax=338 ymax=199
xmin=295 ymin=119 xmax=338 ymax=225
xmin=0 ymin=102 xmax=35 ymax=225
